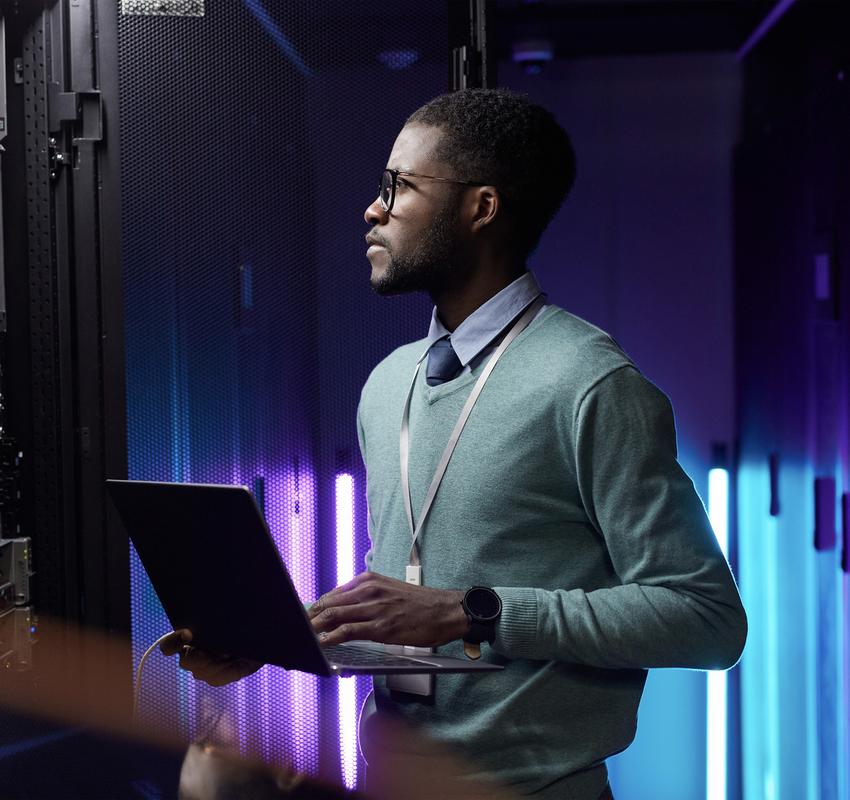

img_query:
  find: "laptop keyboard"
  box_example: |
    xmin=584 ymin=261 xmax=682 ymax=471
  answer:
xmin=323 ymin=643 xmax=433 ymax=667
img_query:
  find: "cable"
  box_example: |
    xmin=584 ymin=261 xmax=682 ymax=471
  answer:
xmin=134 ymin=631 xmax=227 ymax=744
xmin=134 ymin=631 xmax=178 ymax=721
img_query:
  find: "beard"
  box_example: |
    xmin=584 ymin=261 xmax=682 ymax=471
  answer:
xmin=369 ymin=195 xmax=466 ymax=296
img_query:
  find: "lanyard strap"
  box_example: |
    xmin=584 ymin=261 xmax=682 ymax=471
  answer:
xmin=400 ymin=295 xmax=544 ymax=567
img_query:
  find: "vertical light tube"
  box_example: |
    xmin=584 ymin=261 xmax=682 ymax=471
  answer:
xmin=285 ymin=468 xmax=319 ymax=773
xmin=261 ymin=467 xmax=320 ymax=773
xmin=336 ymin=473 xmax=355 ymax=587
xmin=707 ymin=467 xmax=729 ymax=800
xmin=763 ymin=515 xmax=780 ymax=800
xmin=335 ymin=473 xmax=357 ymax=790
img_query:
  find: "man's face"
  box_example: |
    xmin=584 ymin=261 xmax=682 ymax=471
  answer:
xmin=364 ymin=124 xmax=467 ymax=296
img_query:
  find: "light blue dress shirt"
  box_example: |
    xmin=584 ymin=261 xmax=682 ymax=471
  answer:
xmin=424 ymin=270 xmax=547 ymax=379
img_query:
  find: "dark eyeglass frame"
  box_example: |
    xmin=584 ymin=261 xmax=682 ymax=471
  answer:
xmin=378 ymin=168 xmax=487 ymax=212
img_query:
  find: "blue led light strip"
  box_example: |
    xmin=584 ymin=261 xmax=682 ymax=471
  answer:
xmin=242 ymin=0 xmax=312 ymax=77
xmin=707 ymin=467 xmax=729 ymax=800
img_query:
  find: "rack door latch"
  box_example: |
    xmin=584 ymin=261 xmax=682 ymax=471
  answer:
xmin=47 ymin=83 xmax=103 ymax=142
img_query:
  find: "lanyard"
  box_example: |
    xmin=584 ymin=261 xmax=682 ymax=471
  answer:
xmin=399 ymin=295 xmax=544 ymax=572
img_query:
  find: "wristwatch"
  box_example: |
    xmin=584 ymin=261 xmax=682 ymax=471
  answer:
xmin=461 ymin=586 xmax=502 ymax=660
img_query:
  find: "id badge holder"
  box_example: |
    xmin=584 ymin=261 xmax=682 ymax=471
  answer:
xmin=386 ymin=565 xmax=434 ymax=697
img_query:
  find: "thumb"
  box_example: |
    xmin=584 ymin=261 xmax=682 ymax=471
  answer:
xmin=160 ymin=628 xmax=193 ymax=656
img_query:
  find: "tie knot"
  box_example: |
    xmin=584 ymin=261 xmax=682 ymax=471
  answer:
xmin=426 ymin=337 xmax=462 ymax=386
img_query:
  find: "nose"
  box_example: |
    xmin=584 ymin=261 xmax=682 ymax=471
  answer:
xmin=364 ymin=196 xmax=388 ymax=226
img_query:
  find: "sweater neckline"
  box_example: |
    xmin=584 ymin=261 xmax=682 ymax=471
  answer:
xmin=421 ymin=305 xmax=557 ymax=404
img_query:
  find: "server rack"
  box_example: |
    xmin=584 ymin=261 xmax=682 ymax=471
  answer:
xmin=1 ymin=0 xmax=489 ymax=792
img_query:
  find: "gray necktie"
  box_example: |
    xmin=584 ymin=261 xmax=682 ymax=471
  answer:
xmin=426 ymin=337 xmax=462 ymax=386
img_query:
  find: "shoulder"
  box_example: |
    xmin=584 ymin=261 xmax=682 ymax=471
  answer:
xmin=526 ymin=305 xmax=636 ymax=392
xmin=529 ymin=308 xmax=675 ymax=448
xmin=358 ymin=338 xmax=427 ymax=411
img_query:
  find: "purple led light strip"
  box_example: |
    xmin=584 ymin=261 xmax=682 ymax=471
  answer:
xmin=335 ymin=473 xmax=358 ymax=790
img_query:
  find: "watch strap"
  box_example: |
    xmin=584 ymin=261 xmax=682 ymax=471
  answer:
xmin=465 ymin=619 xmax=496 ymax=645
xmin=463 ymin=640 xmax=482 ymax=660
xmin=461 ymin=587 xmax=501 ymax=659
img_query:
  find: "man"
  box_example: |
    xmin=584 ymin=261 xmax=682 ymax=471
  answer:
xmin=172 ymin=89 xmax=747 ymax=799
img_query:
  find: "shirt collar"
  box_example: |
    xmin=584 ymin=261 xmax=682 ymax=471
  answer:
xmin=425 ymin=271 xmax=545 ymax=367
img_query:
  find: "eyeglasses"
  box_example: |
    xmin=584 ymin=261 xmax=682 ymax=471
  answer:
xmin=378 ymin=168 xmax=486 ymax=213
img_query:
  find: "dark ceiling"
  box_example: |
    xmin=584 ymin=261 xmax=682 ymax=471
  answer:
xmin=0 ymin=0 xmax=842 ymax=71
xmin=493 ymin=0 xmax=788 ymax=59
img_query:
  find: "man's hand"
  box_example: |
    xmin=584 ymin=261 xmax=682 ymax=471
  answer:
xmin=308 ymin=573 xmax=469 ymax=648
xmin=160 ymin=629 xmax=263 ymax=687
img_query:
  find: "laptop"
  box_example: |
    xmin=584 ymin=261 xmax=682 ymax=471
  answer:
xmin=106 ymin=480 xmax=502 ymax=677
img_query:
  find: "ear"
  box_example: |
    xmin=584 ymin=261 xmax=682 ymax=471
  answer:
xmin=467 ymin=185 xmax=501 ymax=233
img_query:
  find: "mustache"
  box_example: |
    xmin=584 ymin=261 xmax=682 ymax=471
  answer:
xmin=366 ymin=230 xmax=390 ymax=248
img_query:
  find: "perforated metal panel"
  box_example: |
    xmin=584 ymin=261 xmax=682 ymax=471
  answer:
xmin=118 ymin=0 xmax=446 ymax=786
xmin=23 ymin=9 xmax=71 ymax=618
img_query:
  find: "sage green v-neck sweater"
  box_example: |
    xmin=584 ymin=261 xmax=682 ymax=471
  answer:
xmin=356 ymin=305 xmax=747 ymax=799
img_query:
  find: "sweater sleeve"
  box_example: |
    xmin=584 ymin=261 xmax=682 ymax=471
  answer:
xmin=492 ymin=365 xmax=747 ymax=670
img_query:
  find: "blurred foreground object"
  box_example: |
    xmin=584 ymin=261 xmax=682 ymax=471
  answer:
xmin=179 ymin=743 xmax=353 ymax=800
xmin=0 ymin=615 xmax=141 ymax=740
xmin=0 ymin=614 xmax=519 ymax=799
xmin=175 ymin=713 xmax=519 ymax=800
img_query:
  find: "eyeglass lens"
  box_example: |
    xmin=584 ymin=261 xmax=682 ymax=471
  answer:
xmin=379 ymin=170 xmax=393 ymax=211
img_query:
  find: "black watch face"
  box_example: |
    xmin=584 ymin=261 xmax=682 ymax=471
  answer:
xmin=467 ymin=587 xmax=501 ymax=621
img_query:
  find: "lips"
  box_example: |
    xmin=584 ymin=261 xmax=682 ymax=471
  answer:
xmin=366 ymin=237 xmax=388 ymax=261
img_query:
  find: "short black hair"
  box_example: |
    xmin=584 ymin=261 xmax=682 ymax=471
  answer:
xmin=406 ymin=88 xmax=576 ymax=258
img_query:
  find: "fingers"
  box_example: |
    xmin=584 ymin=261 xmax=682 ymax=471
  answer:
xmin=311 ymin=599 xmax=384 ymax=637
xmin=311 ymin=576 xmax=467 ymax=649
xmin=309 ymin=574 xmax=413 ymax=645
xmin=159 ymin=628 xmax=193 ymax=656
xmin=323 ymin=571 xmax=372 ymax=596
xmin=179 ymin=646 xmax=223 ymax=672
xmin=178 ymin=647 xmax=262 ymax=687
xmin=309 ymin=581 xmax=370 ymax=620
xmin=309 ymin=572 xmax=394 ymax=618
xmin=163 ymin=633 xmax=262 ymax=688
xmin=318 ymin=621 xmax=376 ymax=647
xmin=195 ymin=658 xmax=263 ymax=687
xmin=178 ymin=647 xmax=241 ymax=676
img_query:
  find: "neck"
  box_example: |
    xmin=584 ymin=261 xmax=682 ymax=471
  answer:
xmin=431 ymin=265 xmax=526 ymax=332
